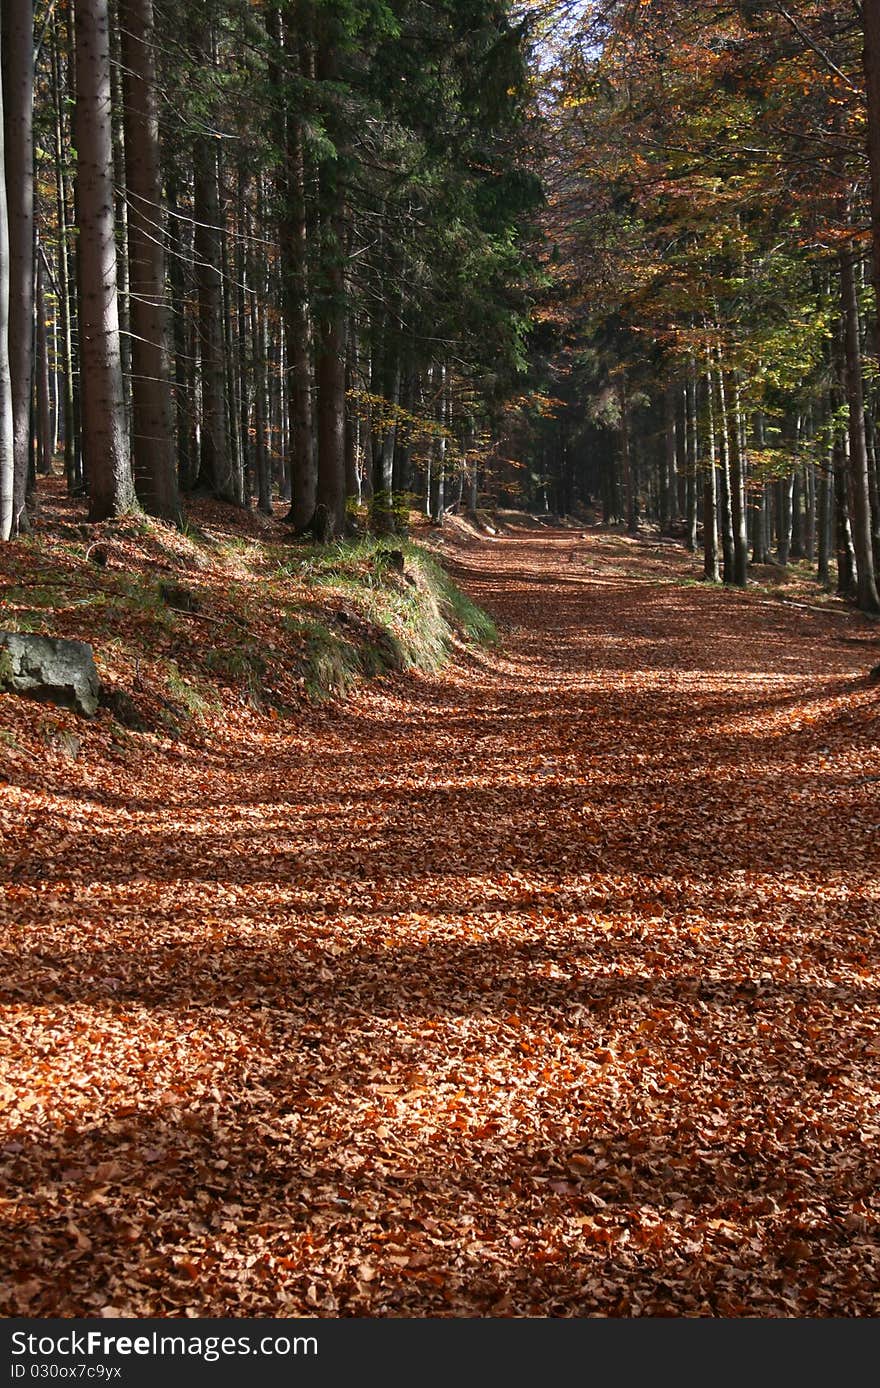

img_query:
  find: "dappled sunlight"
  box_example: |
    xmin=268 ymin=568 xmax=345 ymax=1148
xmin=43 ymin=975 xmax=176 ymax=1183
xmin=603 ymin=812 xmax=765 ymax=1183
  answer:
xmin=2 ymin=528 xmax=880 ymax=1315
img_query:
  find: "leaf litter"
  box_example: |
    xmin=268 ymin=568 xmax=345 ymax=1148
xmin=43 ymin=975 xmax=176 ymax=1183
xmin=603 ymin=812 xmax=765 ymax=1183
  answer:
xmin=1 ymin=526 xmax=879 ymax=1317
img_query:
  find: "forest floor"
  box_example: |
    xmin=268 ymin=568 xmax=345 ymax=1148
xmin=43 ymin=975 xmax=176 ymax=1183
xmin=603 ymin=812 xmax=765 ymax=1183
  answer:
xmin=2 ymin=514 xmax=880 ymax=1316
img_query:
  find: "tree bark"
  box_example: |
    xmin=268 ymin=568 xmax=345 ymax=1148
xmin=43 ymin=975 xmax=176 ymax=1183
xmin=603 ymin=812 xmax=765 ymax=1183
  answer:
xmin=269 ymin=3 xmax=316 ymax=530
xmin=311 ymin=25 xmax=347 ymax=539
xmin=839 ymin=247 xmax=880 ymax=611
xmin=703 ymin=365 xmax=719 ymax=582
xmin=193 ymin=134 xmax=235 ymax=501
xmin=729 ymin=372 xmax=749 ymax=586
xmin=51 ymin=10 xmax=78 ymax=491
xmin=120 ymin=0 xmax=179 ymax=522
xmin=715 ymin=360 xmax=735 ymax=584
xmin=662 ymin=382 xmax=676 ymax=533
xmin=74 ymin=0 xmax=134 ymax=520
xmin=685 ymin=373 xmax=697 ymax=552
xmin=834 ymin=430 xmax=857 ymax=598
xmin=2 ymin=0 xmax=35 ymax=532
xmin=35 ymin=242 xmax=51 ymax=474
xmin=862 ymin=0 xmax=880 ymax=349
xmin=0 ymin=16 xmax=13 ymax=541
xmin=817 ymin=443 xmax=832 ymax=588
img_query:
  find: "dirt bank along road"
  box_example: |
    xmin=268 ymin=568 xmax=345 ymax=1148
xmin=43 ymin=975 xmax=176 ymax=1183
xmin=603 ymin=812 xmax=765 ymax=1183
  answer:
xmin=2 ymin=529 xmax=879 ymax=1316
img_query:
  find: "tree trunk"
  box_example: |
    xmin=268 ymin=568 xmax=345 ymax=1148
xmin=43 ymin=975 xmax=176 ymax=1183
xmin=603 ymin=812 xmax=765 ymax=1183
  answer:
xmin=839 ymin=247 xmax=880 ymax=610
xmin=834 ymin=430 xmax=857 ymax=598
xmin=0 ymin=15 xmax=13 ymax=541
xmin=251 ymin=180 xmax=271 ymax=516
xmin=120 ymin=0 xmax=179 ymax=522
xmin=193 ymin=137 xmax=234 ymax=501
xmin=729 ymin=372 xmax=748 ymax=585
xmin=51 ymin=10 xmax=78 ymax=491
xmin=790 ymin=469 xmax=804 ymax=559
xmin=311 ymin=26 xmax=347 ymax=540
xmin=2 ymin=0 xmax=35 ymax=532
xmin=166 ymin=176 xmax=194 ymax=490
xmin=371 ymin=335 xmax=400 ymax=532
xmin=817 ymin=447 xmax=832 ymax=587
xmin=35 ymin=242 xmax=51 ymax=474
xmin=685 ymin=373 xmax=697 ymax=551
xmin=804 ymin=465 xmax=816 ymax=563
xmin=218 ymin=150 xmax=244 ymax=504
xmin=109 ymin=8 xmax=130 ymax=424
xmin=431 ymin=363 xmax=448 ymax=524
xmin=618 ymin=374 xmax=635 ymax=533
xmin=715 ymin=360 xmax=735 ymax=583
xmin=74 ymin=0 xmax=134 ymax=520
xmin=269 ymin=4 xmax=316 ymax=530
xmin=862 ymin=0 xmax=880 ymax=351
xmin=703 ymin=366 xmax=719 ymax=582
xmin=662 ymin=382 xmax=676 ymax=533
xmin=865 ymin=409 xmax=880 ymax=573
xmin=775 ymin=474 xmax=792 ymax=566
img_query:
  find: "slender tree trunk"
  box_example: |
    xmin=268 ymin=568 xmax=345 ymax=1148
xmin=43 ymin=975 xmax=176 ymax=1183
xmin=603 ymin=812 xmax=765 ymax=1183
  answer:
xmin=311 ymin=28 xmax=347 ymax=539
xmin=315 ymin=308 xmax=346 ymax=539
xmin=269 ymin=5 xmax=316 ymax=530
xmin=804 ymin=464 xmax=816 ymax=563
xmin=252 ymin=282 xmax=271 ymax=515
xmin=750 ymin=412 xmax=767 ymax=564
xmin=676 ymin=385 xmax=687 ymax=520
xmin=371 ymin=332 xmax=400 ymax=532
xmin=193 ymin=134 xmax=234 ymax=501
xmin=109 ymin=8 xmax=130 ymax=423
xmin=703 ymin=366 xmax=719 ymax=582
xmin=685 ymin=373 xmax=697 ymax=551
xmin=251 ymin=180 xmax=271 ymax=516
xmin=618 ymin=373 xmax=635 ymax=533
xmin=790 ymin=469 xmax=804 ymax=559
xmin=729 ymin=372 xmax=748 ymax=585
xmin=344 ymin=332 xmax=359 ymax=505
xmin=120 ymin=0 xmax=179 ymax=521
xmin=839 ymin=247 xmax=880 ymax=610
xmin=75 ymin=0 xmax=134 ymax=520
xmin=2 ymin=0 xmax=35 ymax=532
xmin=431 ymin=363 xmax=448 ymax=524
xmin=775 ymin=473 xmax=792 ymax=566
xmin=715 ymin=360 xmax=735 ymax=583
xmin=862 ymin=0 xmax=880 ymax=351
xmin=35 ymin=242 xmax=51 ymax=474
xmin=0 ymin=16 xmax=13 ymax=541
xmin=866 ymin=409 xmax=880 ymax=573
xmin=834 ymin=430 xmax=857 ymax=598
xmin=51 ymin=12 xmax=78 ymax=491
xmin=166 ymin=176 xmax=193 ymax=490
xmin=662 ymin=382 xmax=676 ymax=532
xmin=817 ymin=441 xmax=832 ymax=588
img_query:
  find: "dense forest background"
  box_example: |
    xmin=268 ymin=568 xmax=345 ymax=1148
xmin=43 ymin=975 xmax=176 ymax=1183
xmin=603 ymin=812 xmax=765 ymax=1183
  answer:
xmin=3 ymin=0 xmax=880 ymax=614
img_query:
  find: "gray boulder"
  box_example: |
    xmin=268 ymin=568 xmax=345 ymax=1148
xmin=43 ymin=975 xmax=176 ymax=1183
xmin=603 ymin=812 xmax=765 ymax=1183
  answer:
xmin=0 ymin=632 xmax=100 ymax=716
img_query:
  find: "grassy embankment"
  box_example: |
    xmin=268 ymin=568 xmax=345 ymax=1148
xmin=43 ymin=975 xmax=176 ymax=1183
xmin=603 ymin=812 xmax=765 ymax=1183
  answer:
xmin=0 ymin=493 xmax=496 ymax=767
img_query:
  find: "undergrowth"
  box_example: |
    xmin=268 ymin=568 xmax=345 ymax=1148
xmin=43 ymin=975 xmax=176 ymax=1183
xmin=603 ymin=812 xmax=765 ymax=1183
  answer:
xmin=0 ymin=504 xmax=498 ymax=743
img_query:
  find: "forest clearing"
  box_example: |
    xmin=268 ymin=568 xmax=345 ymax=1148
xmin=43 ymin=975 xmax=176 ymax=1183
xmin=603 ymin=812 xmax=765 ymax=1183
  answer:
xmin=2 ymin=501 xmax=879 ymax=1317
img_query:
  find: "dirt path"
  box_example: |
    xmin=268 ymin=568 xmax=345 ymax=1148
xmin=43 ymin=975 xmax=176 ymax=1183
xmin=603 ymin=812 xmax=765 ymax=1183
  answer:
xmin=2 ymin=530 xmax=880 ymax=1316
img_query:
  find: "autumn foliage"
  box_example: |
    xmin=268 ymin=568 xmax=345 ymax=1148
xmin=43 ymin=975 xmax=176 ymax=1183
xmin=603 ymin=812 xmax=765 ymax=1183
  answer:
xmin=2 ymin=511 xmax=879 ymax=1316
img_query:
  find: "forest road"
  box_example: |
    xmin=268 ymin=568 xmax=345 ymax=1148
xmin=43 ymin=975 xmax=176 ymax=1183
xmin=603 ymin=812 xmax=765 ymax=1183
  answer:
xmin=3 ymin=527 xmax=880 ymax=1316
